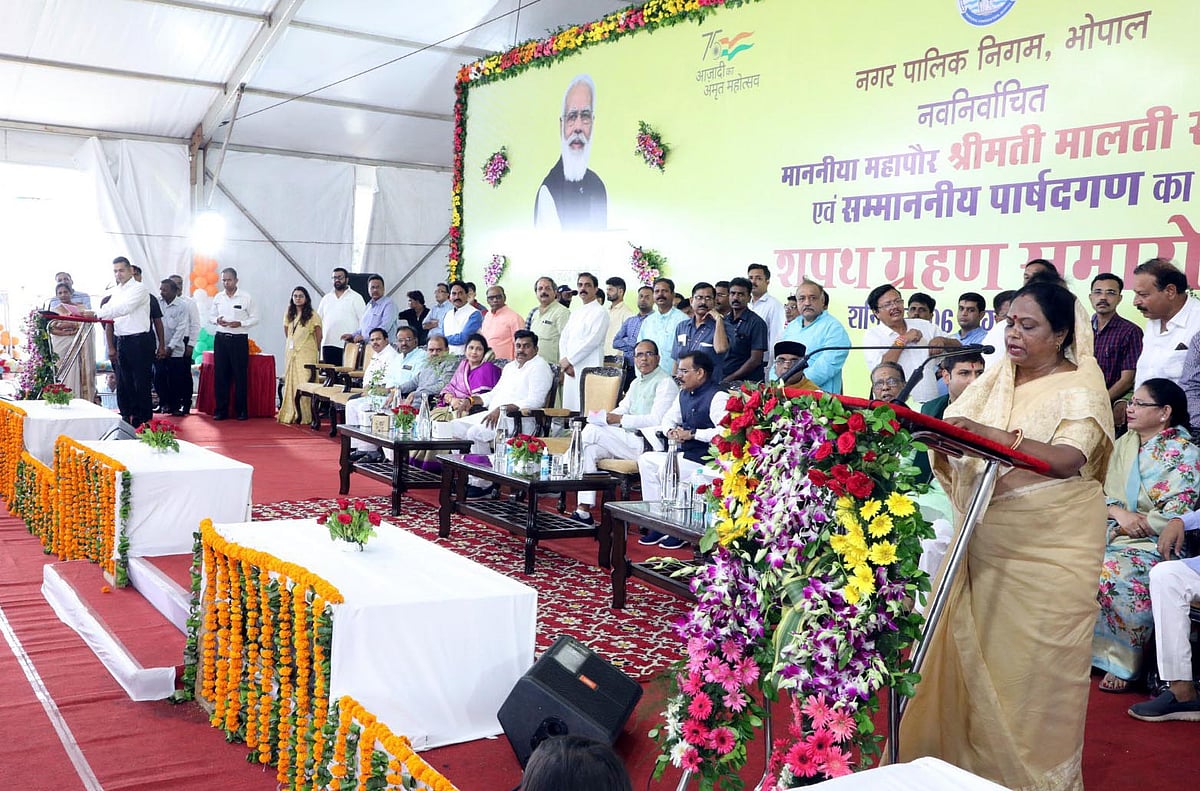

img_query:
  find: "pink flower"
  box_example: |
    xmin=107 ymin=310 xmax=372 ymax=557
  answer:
xmin=802 ymin=694 xmax=833 ymax=730
xmin=720 ymin=639 xmax=741 ymax=663
xmin=680 ymin=672 xmax=704 ymax=696
xmin=681 ymin=747 xmax=702 ymax=771
xmin=708 ymin=726 xmax=737 ymax=755
xmin=737 ymin=656 xmax=760 ymax=685
xmin=682 ymin=719 xmax=708 ymax=746
xmin=687 ymin=692 xmax=713 ymax=720
xmin=807 ymin=728 xmax=834 ymax=753
xmin=723 ymin=690 xmax=749 ymax=712
xmin=786 ymin=742 xmax=818 ymax=777
xmin=826 ymin=708 xmax=856 ymax=741
xmin=819 ymin=745 xmax=853 ymax=777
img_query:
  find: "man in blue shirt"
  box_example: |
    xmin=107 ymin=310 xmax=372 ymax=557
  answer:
xmin=352 ymin=275 xmax=399 ymax=342
xmin=424 ymin=282 xmax=452 ymax=339
xmin=782 ymin=279 xmax=849 ymax=393
xmin=637 ymin=277 xmax=687 ymax=374
xmin=954 ymin=291 xmax=988 ymax=345
xmin=671 ymin=282 xmax=729 ymax=379
xmin=612 ymin=285 xmax=652 ymax=367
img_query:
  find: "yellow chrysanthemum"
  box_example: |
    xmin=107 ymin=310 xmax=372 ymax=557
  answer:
xmin=868 ymin=513 xmax=894 ymax=538
xmin=859 ymin=499 xmax=882 ymax=520
xmin=842 ymin=542 xmax=868 ymax=568
xmin=836 ymin=496 xmax=855 ymax=513
xmin=854 ymin=568 xmax=876 ymax=597
xmin=830 ymin=534 xmax=849 ymax=554
xmin=869 ymin=541 xmax=898 ymax=566
xmin=838 ymin=512 xmax=862 ymax=535
xmin=887 ymin=491 xmax=916 ymax=517
xmin=843 ymin=580 xmax=863 ymax=605
xmin=717 ymin=517 xmax=748 ymax=546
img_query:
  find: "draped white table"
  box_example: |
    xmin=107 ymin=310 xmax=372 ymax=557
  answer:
xmin=213 ymin=519 xmax=537 ymax=750
xmin=20 ymin=398 xmax=122 ymax=466
xmin=806 ymin=757 xmax=1007 ymax=790
xmin=81 ymin=439 xmax=253 ymax=556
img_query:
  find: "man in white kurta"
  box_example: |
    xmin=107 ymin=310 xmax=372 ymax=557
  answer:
xmin=571 ymin=340 xmax=678 ymax=523
xmin=346 ymin=327 xmax=422 ymax=458
xmin=558 ymin=273 xmax=608 ymax=410
xmin=450 ymin=330 xmax=554 ymax=495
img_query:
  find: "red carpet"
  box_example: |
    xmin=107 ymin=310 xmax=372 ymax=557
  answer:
xmin=2 ymin=413 xmax=1198 ymax=789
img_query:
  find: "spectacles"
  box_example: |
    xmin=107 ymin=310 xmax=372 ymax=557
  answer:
xmin=1128 ymin=399 xmax=1162 ymax=408
xmin=486 ymin=294 xmax=504 ymax=301
xmin=677 ymin=368 xmax=695 ymax=375
xmin=691 ymin=294 xmax=712 ymax=302
xmin=563 ymin=109 xmax=594 ymax=125
xmin=634 ymin=351 xmax=658 ymax=358
xmin=873 ymin=378 xmax=904 ymax=388
xmin=1090 ymin=288 xmax=1120 ymax=297
xmin=773 ymin=357 xmax=800 ymax=367
xmin=876 ymin=299 xmax=904 ymax=311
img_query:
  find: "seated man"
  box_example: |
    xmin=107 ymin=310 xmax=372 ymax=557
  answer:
xmin=404 ymin=334 xmax=458 ymax=408
xmin=637 ymin=350 xmax=729 ymax=549
xmin=569 ymin=340 xmax=679 ymax=525
xmin=347 ymin=326 xmax=427 ymax=462
xmin=342 ymin=328 xmax=400 ymax=462
xmin=768 ymin=340 xmax=818 ymax=389
xmin=449 ymin=329 xmax=554 ymax=498
xmin=1127 ymin=514 xmax=1200 ymax=722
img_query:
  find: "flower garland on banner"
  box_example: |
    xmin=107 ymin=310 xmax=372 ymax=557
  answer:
xmin=481 ymin=147 xmax=510 ymax=187
xmin=47 ymin=438 xmax=132 ymax=582
xmin=650 ymin=388 xmax=932 ymax=789
xmin=634 ymin=121 xmax=669 ymax=171
xmin=483 ymin=254 xmax=507 ymax=287
xmin=446 ymin=0 xmax=767 ymax=276
xmin=0 ymin=400 xmax=27 ymax=508
xmin=630 ymin=243 xmax=667 ymax=287
xmin=17 ymin=310 xmax=55 ymax=399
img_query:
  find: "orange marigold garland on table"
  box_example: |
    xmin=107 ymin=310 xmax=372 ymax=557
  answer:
xmin=0 ymin=400 xmax=26 ymax=508
xmin=46 ymin=437 xmax=131 ymax=582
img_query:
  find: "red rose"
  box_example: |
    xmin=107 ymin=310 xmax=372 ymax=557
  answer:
xmin=831 ymin=420 xmax=849 ymax=434
xmin=367 ymin=512 xmax=382 ymax=526
xmin=336 ymin=498 xmax=350 ymax=510
xmin=337 ymin=513 xmax=352 ymax=525
xmin=837 ymin=431 xmax=857 ymax=455
xmin=847 ymin=471 xmax=875 ymax=499
xmin=763 ymin=397 xmax=778 ymax=413
xmin=864 ymin=450 xmax=877 ymax=462
xmin=828 ymin=480 xmax=846 ymax=496
xmin=830 ymin=464 xmax=852 ymax=482
xmin=747 ymin=428 xmax=769 ymax=448
xmin=353 ymin=500 xmax=365 ymax=511
xmin=316 ymin=514 xmax=328 ymax=525
xmin=813 ymin=442 xmax=834 ymax=461
xmin=719 ymin=413 xmax=732 ymax=428
xmin=847 ymin=412 xmax=866 ymax=433
xmin=695 ymin=484 xmax=708 ymax=495
xmin=885 ymin=419 xmax=901 ymax=434
xmin=725 ymin=396 xmax=744 ymax=413
xmin=745 ymin=390 xmax=763 ymax=411
xmin=808 ymin=469 xmax=829 ymax=486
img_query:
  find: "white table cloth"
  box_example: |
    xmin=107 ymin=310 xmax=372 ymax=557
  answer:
xmin=214 ymin=519 xmax=537 ymax=750
xmin=82 ymin=439 xmax=253 ymax=557
xmin=807 ymin=757 xmax=1007 ymax=790
xmin=19 ymin=399 xmax=122 ymax=467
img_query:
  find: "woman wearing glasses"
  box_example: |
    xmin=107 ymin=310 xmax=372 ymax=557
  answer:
xmin=862 ymin=284 xmax=957 ymax=404
xmin=1093 ymin=378 xmax=1199 ymax=693
xmin=901 ymin=281 xmax=1114 ymax=791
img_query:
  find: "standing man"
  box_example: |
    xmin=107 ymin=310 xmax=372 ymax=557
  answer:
xmin=714 ymin=281 xmax=732 ymax=319
xmin=535 ymin=74 xmax=607 ymax=231
xmin=1090 ymin=273 xmax=1142 ymax=405
xmin=782 ymin=279 xmax=850 ymax=393
xmin=603 ymin=276 xmax=633 ymax=358
xmin=424 ymin=282 xmax=452 ymax=339
xmin=440 ymin=281 xmax=483 ymax=355
xmin=88 ymin=257 xmax=153 ymax=427
xmin=747 ymin=263 xmax=786 ymax=373
xmin=557 ymin=284 xmax=576 ymax=310
xmin=721 ymin=277 xmax=769 ymax=385
xmin=398 ymin=290 xmax=431 ymax=346
xmin=210 ymin=267 xmax=259 ymax=421
xmin=558 ymin=272 xmax=608 ymax=410
xmin=907 ymin=292 xmax=936 ymax=322
xmin=465 ymin=282 xmax=487 ymax=316
xmin=526 ymin=277 xmax=571 ymax=366
xmin=168 ymin=273 xmax=202 ymax=362
xmin=131 ymin=265 xmax=168 ymax=361
xmin=318 ymin=267 xmax=366 ymax=364
xmin=154 ymin=279 xmax=191 ymax=416
xmin=49 ymin=272 xmax=92 ymax=309
xmin=954 ymin=292 xmax=988 ymax=345
xmin=1133 ymin=258 xmax=1200 ymax=387
xmin=352 ymin=275 xmax=398 ymax=343
xmin=637 ymin=277 xmax=687 ymax=374
xmin=671 ymin=282 xmax=729 ymax=379
xmin=480 ymin=285 xmax=524 ymax=360
xmin=612 ymin=286 xmax=653 ymax=367
xmin=570 ymin=339 xmax=679 ymax=525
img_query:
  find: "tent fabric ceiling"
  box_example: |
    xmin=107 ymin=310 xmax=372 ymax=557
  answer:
xmin=0 ymin=0 xmax=635 ymax=168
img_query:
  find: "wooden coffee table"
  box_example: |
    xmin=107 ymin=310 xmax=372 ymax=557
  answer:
xmin=437 ymin=453 xmax=618 ymax=574
xmin=337 ymin=425 xmax=470 ymax=516
xmin=604 ymin=500 xmax=708 ymax=609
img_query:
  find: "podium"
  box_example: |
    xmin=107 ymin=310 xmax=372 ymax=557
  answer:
xmin=39 ymin=311 xmax=107 ymax=387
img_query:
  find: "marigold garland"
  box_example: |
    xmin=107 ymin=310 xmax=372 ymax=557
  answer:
xmin=0 ymin=401 xmax=27 ymax=508
xmin=44 ymin=437 xmax=130 ymax=580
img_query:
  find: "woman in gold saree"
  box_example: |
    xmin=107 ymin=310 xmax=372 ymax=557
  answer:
xmin=900 ymin=281 xmax=1114 ymax=791
xmin=277 ymin=286 xmax=322 ymax=424
xmin=48 ymin=282 xmax=98 ymax=402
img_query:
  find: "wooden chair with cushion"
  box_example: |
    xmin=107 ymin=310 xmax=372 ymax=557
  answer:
xmin=314 ymin=344 xmax=378 ymax=436
xmin=527 ymin=365 xmax=623 ymax=456
xmin=295 ymin=341 xmax=362 ymax=430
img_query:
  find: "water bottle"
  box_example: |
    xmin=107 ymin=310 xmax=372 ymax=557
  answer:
xmin=565 ymin=421 xmax=584 ymax=478
xmin=661 ymin=438 xmax=680 ymax=512
xmin=415 ymin=396 xmax=432 ymax=440
xmin=539 ymin=446 xmax=552 ymax=478
xmin=494 ymin=420 xmax=509 ymax=473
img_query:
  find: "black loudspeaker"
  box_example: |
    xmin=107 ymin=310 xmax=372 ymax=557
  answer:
xmin=346 ymin=273 xmax=375 ymax=305
xmin=99 ymin=420 xmax=138 ymax=440
xmin=498 ymin=635 xmax=643 ymax=767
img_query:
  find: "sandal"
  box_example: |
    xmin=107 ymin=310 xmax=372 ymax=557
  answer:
xmin=1099 ymin=672 xmax=1131 ymax=693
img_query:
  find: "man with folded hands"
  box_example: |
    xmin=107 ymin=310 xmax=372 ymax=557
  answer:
xmin=568 ymin=340 xmax=678 ymax=526
xmin=449 ymin=330 xmax=554 ymax=499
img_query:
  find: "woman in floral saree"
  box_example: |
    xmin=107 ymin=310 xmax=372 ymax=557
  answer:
xmin=1093 ymin=378 xmax=1199 ymax=692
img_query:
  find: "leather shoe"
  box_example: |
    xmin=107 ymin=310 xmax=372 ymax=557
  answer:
xmin=348 ymin=450 xmax=369 ymax=462
xmin=213 ymin=413 xmax=227 ymax=421
xmin=360 ymin=451 xmax=385 ymax=463
xmin=171 ymin=410 xmax=187 ymax=417
xmin=236 ymin=414 xmax=249 ymax=421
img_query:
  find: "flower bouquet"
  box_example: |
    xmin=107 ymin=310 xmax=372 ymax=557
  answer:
xmin=136 ymin=416 xmax=181 ymax=452
xmin=484 ymin=254 xmax=507 ymax=286
xmin=391 ymin=403 xmax=418 ymax=434
xmin=629 ymin=243 xmax=667 ymax=287
xmin=317 ymin=497 xmax=381 ymax=550
xmin=506 ymin=433 xmax=546 ymax=475
xmin=42 ymin=382 xmax=72 ymax=407
xmin=634 ymin=121 xmax=669 ymax=171
xmin=482 ymin=147 xmax=510 ymax=187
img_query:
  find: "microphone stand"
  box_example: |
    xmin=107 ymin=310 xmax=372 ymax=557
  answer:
xmin=777 ymin=344 xmax=979 ymax=388
xmin=892 ymin=344 xmax=993 ymax=404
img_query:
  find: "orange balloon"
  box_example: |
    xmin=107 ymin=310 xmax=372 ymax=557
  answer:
xmin=0 ymin=332 xmax=10 ymax=345
xmin=206 ymin=284 xmax=218 ymax=296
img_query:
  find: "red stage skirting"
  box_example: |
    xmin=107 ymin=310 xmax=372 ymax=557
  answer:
xmin=196 ymin=351 xmax=276 ymax=417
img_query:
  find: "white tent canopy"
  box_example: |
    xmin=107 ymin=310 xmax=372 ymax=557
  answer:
xmin=0 ymin=0 xmax=631 ymax=366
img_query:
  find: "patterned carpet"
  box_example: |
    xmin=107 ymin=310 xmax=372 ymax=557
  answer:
xmin=251 ymin=495 xmax=688 ymax=680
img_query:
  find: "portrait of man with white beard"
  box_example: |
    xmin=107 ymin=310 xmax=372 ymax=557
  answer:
xmin=534 ymin=74 xmax=608 ymax=231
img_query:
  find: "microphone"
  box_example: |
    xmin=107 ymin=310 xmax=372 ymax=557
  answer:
xmin=777 ymin=343 xmax=979 ymax=386
xmin=892 ymin=344 xmax=994 ymax=404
